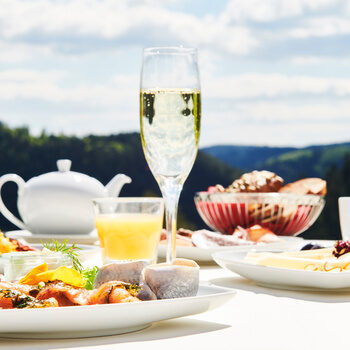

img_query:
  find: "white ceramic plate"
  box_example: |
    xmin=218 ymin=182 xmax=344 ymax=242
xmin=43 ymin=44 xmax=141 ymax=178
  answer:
xmin=158 ymin=236 xmax=304 ymax=262
xmin=212 ymin=248 xmax=350 ymax=290
xmin=6 ymin=230 xmax=99 ymax=245
xmin=0 ymin=284 xmax=235 ymax=339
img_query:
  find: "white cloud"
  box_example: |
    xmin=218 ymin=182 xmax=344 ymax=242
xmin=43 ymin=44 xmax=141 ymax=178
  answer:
xmin=201 ymin=100 xmax=350 ymax=146
xmin=0 ymin=69 xmax=138 ymax=105
xmin=201 ymin=116 xmax=349 ymax=146
xmin=232 ymin=101 xmax=350 ymax=122
xmin=204 ymin=73 xmax=350 ymax=99
xmin=290 ymin=56 xmax=327 ymax=64
xmin=0 ymin=0 xmax=258 ymax=56
xmin=1 ymin=69 xmax=350 ymax=112
xmin=0 ymin=41 xmax=53 ymax=63
xmin=289 ymin=16 xmax=350 ymax=38
xmin=0 ymin=0 xmax=347 ymax=61
xmin=223 ymin=0 xmax=338 ymax=23
xmin=0 ymin=69 xmax=64 ymax=83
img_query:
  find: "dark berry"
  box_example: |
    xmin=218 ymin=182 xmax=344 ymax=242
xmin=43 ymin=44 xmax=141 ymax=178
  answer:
xmin=333 ymin=241 xmax=350 ymax=258
xmin=300 ymin=243 xmax=324 ymax=251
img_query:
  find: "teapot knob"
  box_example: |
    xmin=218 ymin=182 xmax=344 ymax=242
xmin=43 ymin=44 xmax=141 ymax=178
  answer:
xmin=57 ymin=159 xmax=72 ymax=172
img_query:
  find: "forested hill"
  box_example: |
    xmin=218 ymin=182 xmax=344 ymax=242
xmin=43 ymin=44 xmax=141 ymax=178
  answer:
xmin=203 ymin=143 xmax=350 ymax=182
xmin=202 ymin=145 xmax=296 ymax=171
xmin=0 ymin=122 xmax=349 ymax=240
xmin=0 ymin=123 xmax=239 ymax=232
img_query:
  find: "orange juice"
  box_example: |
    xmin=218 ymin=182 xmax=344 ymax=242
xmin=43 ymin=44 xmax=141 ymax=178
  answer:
xmin=95 ymin=213 xmax=163 ymax=261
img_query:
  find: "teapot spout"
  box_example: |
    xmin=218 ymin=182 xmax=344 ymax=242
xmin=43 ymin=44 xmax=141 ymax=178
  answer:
xmin=106 ymin=174 xmax=132 ymax=197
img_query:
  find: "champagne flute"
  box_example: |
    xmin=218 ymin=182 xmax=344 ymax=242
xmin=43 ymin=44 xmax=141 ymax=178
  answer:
xmin=140 ymin=47 xmax=201 ymax=263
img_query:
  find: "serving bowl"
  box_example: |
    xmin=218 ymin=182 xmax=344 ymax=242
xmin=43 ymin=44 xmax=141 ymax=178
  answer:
xmin=194 ymin=192 xmax=325 ymax=236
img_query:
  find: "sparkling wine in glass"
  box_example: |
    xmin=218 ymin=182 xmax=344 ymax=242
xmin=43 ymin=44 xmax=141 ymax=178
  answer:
xmin=140 ymin=47 xmax=201 ymax=263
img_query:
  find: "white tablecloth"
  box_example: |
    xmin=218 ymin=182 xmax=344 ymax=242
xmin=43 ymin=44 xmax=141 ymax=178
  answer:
xmin=1 ymin=262 xmax=349 ymax=350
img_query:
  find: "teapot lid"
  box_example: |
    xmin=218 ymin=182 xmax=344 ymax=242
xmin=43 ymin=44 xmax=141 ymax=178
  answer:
xmin=57 ymin=159 xmax=72 ymax=172
xmin=26 ymin=159 xmax=107 ymax=198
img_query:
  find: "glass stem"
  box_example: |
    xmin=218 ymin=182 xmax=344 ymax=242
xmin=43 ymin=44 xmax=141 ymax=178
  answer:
xmin=160 ymin=177 xmax=182 ymax=264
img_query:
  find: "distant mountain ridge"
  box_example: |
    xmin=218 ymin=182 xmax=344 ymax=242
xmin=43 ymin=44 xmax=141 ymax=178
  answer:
xmin=202 ymin=142 xmax=350 ymax=182
xmin=202 ymin=145 xmax=296 ymax=170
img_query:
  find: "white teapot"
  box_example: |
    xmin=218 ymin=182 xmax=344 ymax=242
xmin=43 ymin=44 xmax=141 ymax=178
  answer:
xmin=0 ymin=159 xmax=131 ymax=235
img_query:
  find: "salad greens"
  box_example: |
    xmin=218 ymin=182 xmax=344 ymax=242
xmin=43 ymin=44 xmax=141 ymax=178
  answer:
xmin=41 ymin=239 xmax=99 ymax=289
xmin=81 ymin=266 xmax=99 ymax=290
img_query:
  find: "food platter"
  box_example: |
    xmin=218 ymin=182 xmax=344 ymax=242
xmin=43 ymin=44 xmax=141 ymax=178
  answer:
xmin=0 ymin=233 xmax=232 ymax=340
xmin=0 ymin=284 xmax=235 ymax=339
xmin=158 ymin=236 xmax=304 ymax=262
xmin=212 ymin=247 xmax=350 ymax=290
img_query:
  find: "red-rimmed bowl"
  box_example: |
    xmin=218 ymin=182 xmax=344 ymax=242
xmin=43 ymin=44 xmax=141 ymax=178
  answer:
xmin=194 ymin=192 xmax=325 ymax=236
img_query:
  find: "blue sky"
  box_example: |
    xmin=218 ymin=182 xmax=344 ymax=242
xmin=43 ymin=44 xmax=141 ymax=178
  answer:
xmin=0 ymin=0 xmax=349 ymax=147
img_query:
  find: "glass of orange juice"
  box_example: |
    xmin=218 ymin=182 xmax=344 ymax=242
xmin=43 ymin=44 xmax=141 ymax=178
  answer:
xmin=92 ymin=198 xmax=164 ymax=264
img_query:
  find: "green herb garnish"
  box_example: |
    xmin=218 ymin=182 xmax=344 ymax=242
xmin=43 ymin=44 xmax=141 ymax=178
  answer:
xmin=42 ymin=239 xmax=83 ymax=273
xmin=121 ymin=282 xmax=141 ymax=296
xmin=81 ymin=266 xmax=99 ymax=290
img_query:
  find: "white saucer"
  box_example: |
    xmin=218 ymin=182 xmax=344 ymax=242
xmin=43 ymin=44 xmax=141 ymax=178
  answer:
xmin=6 ymin=230 xmax=99 ymax=245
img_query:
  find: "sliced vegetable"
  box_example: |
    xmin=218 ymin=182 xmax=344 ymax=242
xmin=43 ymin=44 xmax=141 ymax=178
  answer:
xmin=19 ymin=263 xmax=85 ymax=287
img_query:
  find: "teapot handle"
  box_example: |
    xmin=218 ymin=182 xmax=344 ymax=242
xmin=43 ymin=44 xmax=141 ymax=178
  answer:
xmin=0 ymin=174 xmax=26 ymax=230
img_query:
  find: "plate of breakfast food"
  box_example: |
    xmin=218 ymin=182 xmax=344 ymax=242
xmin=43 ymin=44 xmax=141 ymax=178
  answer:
xmin=158 ymin=226 xmax=304 ymax=262
xmin=0 ymin=242 xmax=235 ymax=338
xmin=212 ymin=240 xmax=350 ymax=290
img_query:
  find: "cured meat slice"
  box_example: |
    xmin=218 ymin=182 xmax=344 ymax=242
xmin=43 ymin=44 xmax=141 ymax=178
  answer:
xmin=88 ymin=281 xmax=140 ymax=304
xmin=192 ymin=230 xmax=254 ymax=248
xmin=36 ymin=281 xmax=90 ymax=306
xmin=0 ymin=289 xmax=57 ymax=309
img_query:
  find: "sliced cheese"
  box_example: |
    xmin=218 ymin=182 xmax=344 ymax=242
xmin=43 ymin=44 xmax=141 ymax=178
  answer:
xmin=244 ymin=251 xmax=350 ymax=271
